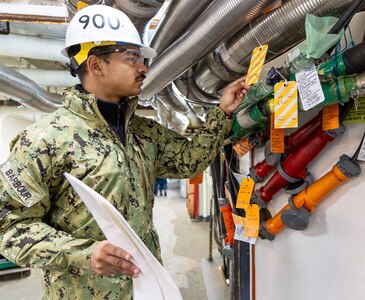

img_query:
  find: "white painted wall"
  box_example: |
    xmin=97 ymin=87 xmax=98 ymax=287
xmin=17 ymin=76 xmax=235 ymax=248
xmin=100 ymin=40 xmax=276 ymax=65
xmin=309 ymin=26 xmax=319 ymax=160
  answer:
xmin=0 ymin=106 xmax=44 ymax=163
xmin=251 ymin=11 xmax=365 ymax=300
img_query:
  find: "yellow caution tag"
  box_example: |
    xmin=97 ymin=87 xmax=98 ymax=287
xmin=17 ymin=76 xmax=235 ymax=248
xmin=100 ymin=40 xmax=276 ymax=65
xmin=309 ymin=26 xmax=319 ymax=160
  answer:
xmin=245 ymin=45 xmax=268 ymax=85
xmin=236 ymin=177 xmax=255 ymax=209
xmin=244 ymin=204 xmax=260 ymax=238
xmin=274 ymin=81 xmax=298 ymax=128
xmin=270 ymin=114 xmax=285 ymax=153
xmin=322 ymin=104 xmax=339 ymax=130
xmin=233 ymin=138 xmax=253 ymax=158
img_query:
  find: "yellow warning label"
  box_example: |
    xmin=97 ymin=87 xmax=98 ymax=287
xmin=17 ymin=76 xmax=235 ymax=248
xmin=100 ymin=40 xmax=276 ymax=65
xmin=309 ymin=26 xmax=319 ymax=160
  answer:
xmin=245 ymin=45 xmax=268 ymax=85
xmin=274 ymin=81 xmax=298 ymax=128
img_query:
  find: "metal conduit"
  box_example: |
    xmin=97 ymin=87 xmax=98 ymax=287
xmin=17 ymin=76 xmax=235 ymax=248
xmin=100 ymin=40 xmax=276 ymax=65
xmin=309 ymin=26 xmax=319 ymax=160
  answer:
xmin=148 ymin=0 xmax=211 ymax=114
xmin=111 ymin=0 xmax=164 ymax=34
xmin=149 ymin=0 xmax=212 ymax=58
xmin=156 ymin=84 xmax=189 ymax=113
xmin=193 ymin=0 xmax=358 ymax=99
xmin=0 ymin=63 xmax=62 ymax=113
xmin=139 ymin=0 xmax=277 ymax=101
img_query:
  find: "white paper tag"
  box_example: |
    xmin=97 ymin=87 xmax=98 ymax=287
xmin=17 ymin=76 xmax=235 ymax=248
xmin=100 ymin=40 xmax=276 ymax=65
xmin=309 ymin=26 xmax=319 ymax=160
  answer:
xmin=295 ymin=64 xmax=325 ymax=111
xmin=234 ymin=225 xmax=256 ymax=245
xmin=357 ymin=137 xmax=365 ymax=161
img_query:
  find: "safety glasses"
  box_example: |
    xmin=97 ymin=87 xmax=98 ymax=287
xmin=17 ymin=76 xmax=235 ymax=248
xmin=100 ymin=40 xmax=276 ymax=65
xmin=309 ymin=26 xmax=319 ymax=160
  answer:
xmin=95 ymin=48 xmax=145 ymax=66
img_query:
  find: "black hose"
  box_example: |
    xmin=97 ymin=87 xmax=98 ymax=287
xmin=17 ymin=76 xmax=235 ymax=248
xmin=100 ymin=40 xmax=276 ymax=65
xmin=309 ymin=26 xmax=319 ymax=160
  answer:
xmin=343 ymin=40 xmax=365 ymax=74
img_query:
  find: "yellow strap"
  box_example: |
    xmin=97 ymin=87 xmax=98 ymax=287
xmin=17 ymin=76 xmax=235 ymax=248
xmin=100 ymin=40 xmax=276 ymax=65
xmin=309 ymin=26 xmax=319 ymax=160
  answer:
xmin=73 ymin=41 xmax=117 ymax=66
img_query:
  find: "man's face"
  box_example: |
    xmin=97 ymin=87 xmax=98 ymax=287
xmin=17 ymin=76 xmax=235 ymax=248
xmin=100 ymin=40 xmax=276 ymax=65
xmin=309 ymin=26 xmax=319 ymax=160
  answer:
xmin=96 ymin=44 xmax=148 ymax=100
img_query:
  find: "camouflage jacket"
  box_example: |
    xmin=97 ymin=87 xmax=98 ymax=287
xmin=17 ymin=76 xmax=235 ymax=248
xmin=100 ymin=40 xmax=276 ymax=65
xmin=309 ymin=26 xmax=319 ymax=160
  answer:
xmin=0 ymin=86 xmax=232 ymax=299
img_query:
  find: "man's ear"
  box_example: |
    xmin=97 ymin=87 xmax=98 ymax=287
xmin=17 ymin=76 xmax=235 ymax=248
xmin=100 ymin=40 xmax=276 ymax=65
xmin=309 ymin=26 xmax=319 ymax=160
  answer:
xmin=87 ymin=55 xmax=102 ymax=76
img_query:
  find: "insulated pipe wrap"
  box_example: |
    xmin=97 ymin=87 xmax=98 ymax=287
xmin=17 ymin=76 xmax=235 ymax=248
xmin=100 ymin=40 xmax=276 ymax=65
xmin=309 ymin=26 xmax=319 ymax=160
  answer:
xmin=112 ymin=0 xmax=164 ymax=34
xmin=0 ymin=63 xmax=62 ymax=113
xmin=139 ymin=0 xmax=276 ymax=101
xmin=156 ymin=84 xmax=190 ymax=113
xmin=149 ymin=0 xmax=212 ymax=57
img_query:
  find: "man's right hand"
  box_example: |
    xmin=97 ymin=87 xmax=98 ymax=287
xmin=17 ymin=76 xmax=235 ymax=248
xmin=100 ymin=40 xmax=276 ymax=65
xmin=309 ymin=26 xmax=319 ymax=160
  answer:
xmin=90 ymin=240 xmax=141 ymax=277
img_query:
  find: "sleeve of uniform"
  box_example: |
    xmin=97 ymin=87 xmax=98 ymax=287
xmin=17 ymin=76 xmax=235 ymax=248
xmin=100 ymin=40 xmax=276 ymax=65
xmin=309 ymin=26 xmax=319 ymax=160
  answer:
xmin=0 ymin=135 xmax=96 ymax=272
xmin=157 ymin=106 xmax=233 ymax=178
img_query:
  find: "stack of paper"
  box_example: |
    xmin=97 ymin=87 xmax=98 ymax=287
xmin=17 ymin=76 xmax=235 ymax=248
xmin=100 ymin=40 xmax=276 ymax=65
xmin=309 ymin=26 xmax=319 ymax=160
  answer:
xmin=64 ymin=173 xmax=183 ymax=300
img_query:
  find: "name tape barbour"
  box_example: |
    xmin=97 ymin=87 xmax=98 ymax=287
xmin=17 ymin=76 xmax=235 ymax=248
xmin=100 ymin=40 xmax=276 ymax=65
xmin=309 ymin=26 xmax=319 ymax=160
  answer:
xmin=0 ymin=161 xmax=37 ymax=207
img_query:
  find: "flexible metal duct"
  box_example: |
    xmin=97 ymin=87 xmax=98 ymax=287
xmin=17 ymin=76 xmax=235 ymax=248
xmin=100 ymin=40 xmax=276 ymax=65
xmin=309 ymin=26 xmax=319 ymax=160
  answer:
xmin=148 ymin=0 xmax=212 ymax=114
xmin=155 ymin=98 xmax=189 ymax=133
xmin=111 ymin=0 xmax=164 ymax=35
xmin=0 ymin=63 xmax=62 ymax=113
xmin=149 ymin=0 xmax=212 ymax=58
xmin=156 ymin=84 xmax=189 ymax=113
xmin=0 ymin=34 xmax=68 ymax=63
xmin=193 ymin=0 xmax=358 ymax=97
xmin=11 ymin=68 xmax=79 ymax=87
xmin=139 ymin=0 xmax=277 ymax=101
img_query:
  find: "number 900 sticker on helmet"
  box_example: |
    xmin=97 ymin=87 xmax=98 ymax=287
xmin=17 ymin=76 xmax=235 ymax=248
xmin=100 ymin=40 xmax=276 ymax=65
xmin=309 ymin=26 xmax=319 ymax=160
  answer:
xmin=61 ymin=5 xmax=156 ymax=61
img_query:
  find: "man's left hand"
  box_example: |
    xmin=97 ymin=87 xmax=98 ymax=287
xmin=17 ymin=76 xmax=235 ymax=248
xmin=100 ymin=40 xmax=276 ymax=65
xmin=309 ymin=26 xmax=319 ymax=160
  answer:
xmin=219 ymin=77 xmax=251 ymax=116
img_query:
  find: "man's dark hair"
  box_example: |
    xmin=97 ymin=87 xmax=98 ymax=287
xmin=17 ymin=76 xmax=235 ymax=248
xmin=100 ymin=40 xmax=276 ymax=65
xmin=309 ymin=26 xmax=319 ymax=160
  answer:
xmin=67 ymin=44 xmax=115 ymax=82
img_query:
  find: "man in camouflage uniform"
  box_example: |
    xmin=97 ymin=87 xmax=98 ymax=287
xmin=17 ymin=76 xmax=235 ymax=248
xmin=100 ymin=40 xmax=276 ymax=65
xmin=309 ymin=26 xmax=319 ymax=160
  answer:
xmin=0 ymin=5 xmax=250 ymax=299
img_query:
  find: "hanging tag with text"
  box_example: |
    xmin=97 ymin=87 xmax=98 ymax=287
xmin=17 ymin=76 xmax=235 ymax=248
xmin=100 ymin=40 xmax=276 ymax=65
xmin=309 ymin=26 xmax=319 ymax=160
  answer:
xmin=245 ymin=44 xmax=268 ymax=85
xmin=270 ymin=114 xmax=284 ymax=153
xmin=236 ymin=177 xmax=255 ymax=209
xmin=295 ymin=64 xmax=325 ymax=111
xmin=244 ymin=204 xmax=260 ymax=238
xmin=274 ymin=81 xmax=298 ymax=128
xmin=322 ymin=104 xmax=339 ymax=130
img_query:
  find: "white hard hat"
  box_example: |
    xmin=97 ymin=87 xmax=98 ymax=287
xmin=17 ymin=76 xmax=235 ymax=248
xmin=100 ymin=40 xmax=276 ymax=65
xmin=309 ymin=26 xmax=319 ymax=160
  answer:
xmin=61 ymin=5 xmax=156 ymax=62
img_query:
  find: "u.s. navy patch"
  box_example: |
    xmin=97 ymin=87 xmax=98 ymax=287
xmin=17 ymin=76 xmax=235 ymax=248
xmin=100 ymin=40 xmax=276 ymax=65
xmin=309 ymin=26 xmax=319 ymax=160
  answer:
xmin=0 ymin=161 xmax=38 ymax=207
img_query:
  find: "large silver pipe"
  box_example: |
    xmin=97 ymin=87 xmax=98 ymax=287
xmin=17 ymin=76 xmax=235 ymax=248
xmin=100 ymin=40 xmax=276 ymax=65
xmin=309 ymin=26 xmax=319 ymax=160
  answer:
xmin=139 ymin=0 xmax=277 ymax=101
xmin=0 ymin=63 xmax=62 ymax=113
xmin=112 ymin=0 xmax=164 ymax=35
xmin=149 ymin=0 xmax=212 ymax=57
xmin=156 ymin=84 xmax=190 ymax=113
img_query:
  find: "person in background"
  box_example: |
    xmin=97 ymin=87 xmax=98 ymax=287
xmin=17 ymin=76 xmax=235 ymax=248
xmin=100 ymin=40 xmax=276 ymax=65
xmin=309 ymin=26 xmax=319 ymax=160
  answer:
xmin=154 ymin=177 xmax=162 ymax=196
xmin=160 ymin=178 xmax=168 ymax=196
xmin=0 ymin=5 xmax=250 ymax=300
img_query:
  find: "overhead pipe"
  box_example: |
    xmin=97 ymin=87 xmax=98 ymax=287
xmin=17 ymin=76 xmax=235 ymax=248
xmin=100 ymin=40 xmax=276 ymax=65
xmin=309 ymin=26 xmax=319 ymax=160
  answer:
xmin=11 ymin=68 xmax=79 ymax=87
xmin=147 ymin=0 xmax=212 ymax=113
xmin=155 ymin=84 xmax=189 ymax=113
xmin=149 ymin=0 xmax=212 ymax=59
xmin=0 ymin=63 xmax=62 ymax=113
xmin=139 ymin=0 xmax=277 ymax=101
xmin=193 ymin=0 xmax=359 ymax=98
xmin=0 ymin=34 xmax=68 ymax=63
xmin=111 ymin=0 xmax=165 ymax=35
